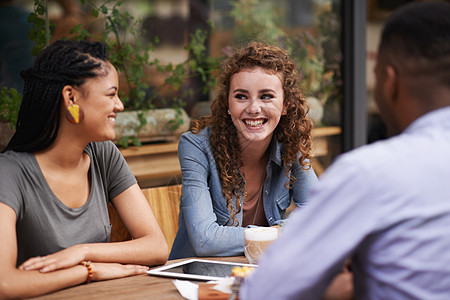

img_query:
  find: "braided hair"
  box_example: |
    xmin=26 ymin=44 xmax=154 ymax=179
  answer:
xmin=192 ymin=42 xmax=313 ymax=225
xmin=4 ymin=40 xmax=108 ymax=153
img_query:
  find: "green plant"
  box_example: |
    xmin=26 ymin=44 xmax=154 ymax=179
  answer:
xmin=115 ymin=110 xmax=147 ymax=148
xmin=229 ymin=0 xmax=343 ymax=125
xmin=317 ymin=10 xmax=343 ymax=107
xmin=0 ymin=87 xmax=21 ymax=128
xmin=57 ymin=0 xmax=153 ymax=111
xmin=231 ymin=0 xmax=285 ymax=45
xmin=27 ymin=0 xmax=52 ymax=57
xmin=27 ymin=0 xmax=219 ymax=147
xmin=79 ymin=0 xmax=219 ymax=112
xmin=151 ymin=22 xmax=220 ymax=109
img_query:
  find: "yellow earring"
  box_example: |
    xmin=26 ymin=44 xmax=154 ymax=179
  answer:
xmin=65 ymin=104 xmax=84 ymax=124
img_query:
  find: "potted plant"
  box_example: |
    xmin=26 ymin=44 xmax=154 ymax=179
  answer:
xmin=28 ymin=0 xmax=219 ymax=147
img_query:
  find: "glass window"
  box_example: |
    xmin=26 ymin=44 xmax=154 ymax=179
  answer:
xmin=1 ymin=0 xmax=346 ymax=174
xmin=209 ymin=0 xmax=344 ymax=174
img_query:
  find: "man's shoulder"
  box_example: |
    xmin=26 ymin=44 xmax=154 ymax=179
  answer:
xmin=329 ymin=135 xmax=410 ymax=178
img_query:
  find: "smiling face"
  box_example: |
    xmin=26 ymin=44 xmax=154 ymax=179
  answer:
xmin=228 ymin=66 xmax=285 ymax=147
xmin=75 ymin=62 xmax=124 ymax=141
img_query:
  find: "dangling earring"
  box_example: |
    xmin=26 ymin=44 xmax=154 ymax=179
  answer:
xmin=227 ymin=109 xmax=230 ymax=114
xmin=65 ymin=103 xmax=84 ymax=124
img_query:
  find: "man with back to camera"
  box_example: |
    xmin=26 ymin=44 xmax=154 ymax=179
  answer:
xmin=240 ymin=1 xmax=450 ymax=299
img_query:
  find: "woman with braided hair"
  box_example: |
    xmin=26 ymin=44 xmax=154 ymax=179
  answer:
xmin=169 ymin=41 xmax=318 ymax=260
xmin=0 ymin=40 xmax=168 ymax=298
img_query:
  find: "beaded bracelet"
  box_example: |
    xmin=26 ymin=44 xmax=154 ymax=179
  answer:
xmin=80 ymin=260 xmax=93 ymax=284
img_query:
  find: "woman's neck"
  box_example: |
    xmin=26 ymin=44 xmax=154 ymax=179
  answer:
xmin=34 ymin=131 xmax=89 ymax=170
xmin=240 ymin=137 xmax=272 ymax=168
xmin=241 ymin=147 xmax=269 ymax=177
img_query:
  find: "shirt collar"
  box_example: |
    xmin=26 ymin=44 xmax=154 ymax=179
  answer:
xmin=268 ymin=135 xmax=283 ymax=167
xmin=404 ymin=106 xmax=450 ymax=134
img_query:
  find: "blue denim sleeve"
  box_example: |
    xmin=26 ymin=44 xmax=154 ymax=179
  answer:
xmin=271 ymin=161 xmax=318 ymax=227
xmin=291 ymin=160 xmax=318 ymax=207
xmin=177 ymin=132 xmax=245 ymax=257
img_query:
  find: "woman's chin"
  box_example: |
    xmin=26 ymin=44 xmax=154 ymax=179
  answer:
xmin=239 ymin=131 xmax=273 ymax=145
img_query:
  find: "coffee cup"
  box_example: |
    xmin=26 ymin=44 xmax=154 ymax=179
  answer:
xmin=244 ymin=227 xmax=279 ymax=264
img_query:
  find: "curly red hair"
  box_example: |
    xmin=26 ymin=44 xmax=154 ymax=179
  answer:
xmin=191 ymin=41 xmax=313 ymax=225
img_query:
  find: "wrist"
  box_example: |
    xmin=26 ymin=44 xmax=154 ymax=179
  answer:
xmin=73 ymin=243 xmax=91 ymax=261
xmin=80 ymin=261 xmax=93 ymax=284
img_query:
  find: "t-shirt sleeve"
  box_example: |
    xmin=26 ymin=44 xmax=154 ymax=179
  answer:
xmin=91 ymin=141 xmax=137 ymax=200
xmin=0 ymin=155 xmax=24 ymax=217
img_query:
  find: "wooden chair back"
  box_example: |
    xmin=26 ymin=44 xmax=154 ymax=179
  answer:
xmin=108 ymin=184 xmax=181 ymax=252
xmin=142 ymin=184 xmax=181 ymax=251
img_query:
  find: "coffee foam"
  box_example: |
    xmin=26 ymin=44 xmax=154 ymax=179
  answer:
xmin=244 ymin=227 xmax=279 ymax=241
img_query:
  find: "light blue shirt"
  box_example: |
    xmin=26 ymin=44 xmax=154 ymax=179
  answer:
xmin=169 ymin=127 xmax=318 ymax=259
xmin=241 ymin=107 xmax=450 ymax=300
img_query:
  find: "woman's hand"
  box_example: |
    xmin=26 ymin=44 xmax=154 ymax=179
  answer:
xmin=89 ymin=262 xmax=149 ymax=281
xmin=18 ymin=244 xmax=86 ymax=272
xmin=19 ymin=250 xmax=149 ymax=282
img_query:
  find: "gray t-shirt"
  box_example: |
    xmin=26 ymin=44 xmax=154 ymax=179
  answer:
xmin=0 ymin=141 xmax=136 ymax=266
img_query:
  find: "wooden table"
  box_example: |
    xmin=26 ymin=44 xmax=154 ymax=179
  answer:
xmin=30 ymin=256 xmax=248 ymax=300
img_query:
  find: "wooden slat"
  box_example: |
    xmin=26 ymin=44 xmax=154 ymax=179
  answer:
xmin=119 ymin=141 xmax=178 ymax=157
xmin=142 ymin=185 xmax=181 ymax=251
xmin=124 ymin=152 xmax=181 ymax=181
xmin=108 ymin=185 xmax=182 ymax=252
xmin=119 ymin=142 xmax=181 ymax=187
xmin=312 ymin=126 xmax=342 ymax=137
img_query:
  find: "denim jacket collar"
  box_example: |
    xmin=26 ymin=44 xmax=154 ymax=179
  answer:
xmin=269 ymin=134 xmax=284 ymax=168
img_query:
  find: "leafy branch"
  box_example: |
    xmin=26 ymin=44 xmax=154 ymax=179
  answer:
xmin=0 ymin=87 xmax=21 ymax=128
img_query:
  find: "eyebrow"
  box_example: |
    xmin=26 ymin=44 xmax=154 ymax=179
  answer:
xmin=232 ymin=88 xmax=248 ymax=94
xmin=107 ymin=86 xmax=118 ymax=92
xmin=259 ymin=89 xmax=276 ymax=94
xmin=232 ymin=88 xmax=276 ymax=94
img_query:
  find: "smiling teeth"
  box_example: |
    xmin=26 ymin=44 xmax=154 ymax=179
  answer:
xmin=245 ymin=119 xmax=263 ymax=127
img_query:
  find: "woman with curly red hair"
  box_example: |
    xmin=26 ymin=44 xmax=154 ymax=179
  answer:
xmin=169 ymin=41 xmax=318 ymax=259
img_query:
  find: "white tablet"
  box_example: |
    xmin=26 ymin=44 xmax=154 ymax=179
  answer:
xmin=147 ymin=258 xmax=257 ymax=281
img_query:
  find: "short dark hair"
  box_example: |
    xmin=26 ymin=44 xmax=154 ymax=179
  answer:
xmin=4 ymin=40 xmax=108 ymax=153
xmin=379 ymin=1 xmax=450 ymax=86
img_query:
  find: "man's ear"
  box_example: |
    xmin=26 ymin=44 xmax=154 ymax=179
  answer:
xmin=382 ymin=65 xmax=398 ymax=105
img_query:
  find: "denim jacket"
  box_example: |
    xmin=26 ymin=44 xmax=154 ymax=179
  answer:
xmin=169 ymin=127 xmax=318 ymax=259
